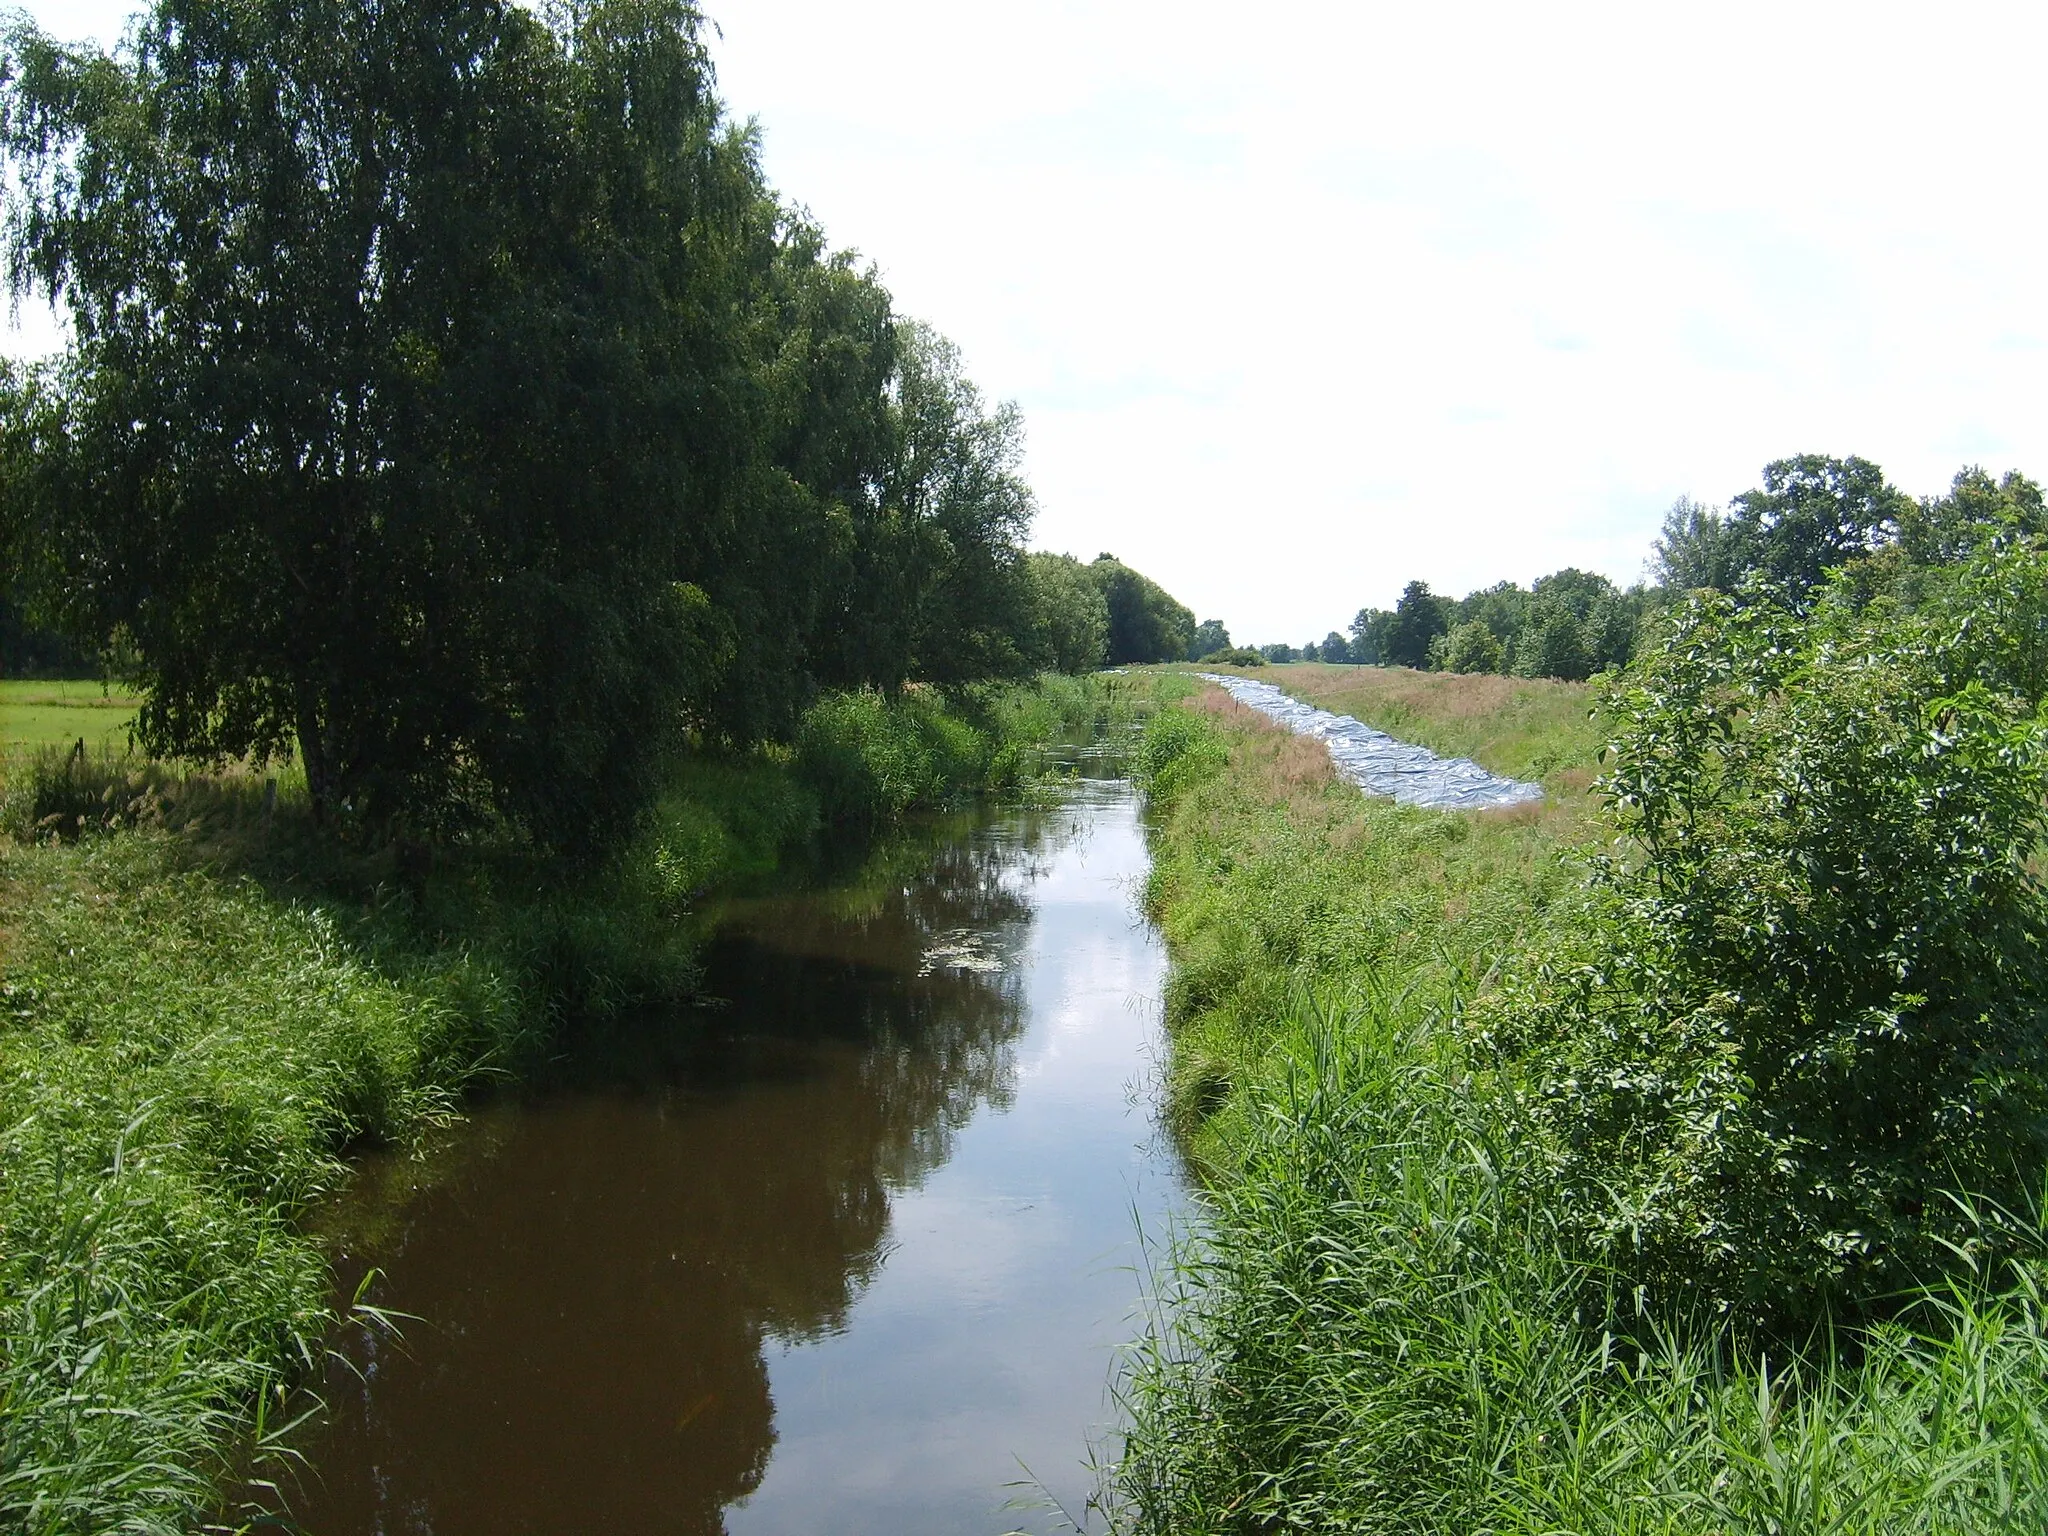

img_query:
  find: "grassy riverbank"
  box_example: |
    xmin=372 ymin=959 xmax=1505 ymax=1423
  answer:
xmin=0 ymin=676 xmax=1112 ymax=1535
xmin=1115 ymin=665 xmax=2048 ymax=1534
xmin=1129 ymin=670 xmax=1594 ymax=1165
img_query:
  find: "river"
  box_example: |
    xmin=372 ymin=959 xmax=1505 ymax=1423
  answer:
xmin=276 ymin=771 xmax=1182 ymax=1534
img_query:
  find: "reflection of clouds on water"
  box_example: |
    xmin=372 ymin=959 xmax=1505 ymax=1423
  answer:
xmin=287 ymin=787 xmax=1153 ymax=1536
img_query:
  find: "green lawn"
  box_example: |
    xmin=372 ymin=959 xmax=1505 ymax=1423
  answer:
xmin=0 ymin=679 xmax=141 ymax=755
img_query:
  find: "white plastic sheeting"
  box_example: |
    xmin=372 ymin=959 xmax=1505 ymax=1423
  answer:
xmin=1196 ymin=673 xmax=1544 ymax=812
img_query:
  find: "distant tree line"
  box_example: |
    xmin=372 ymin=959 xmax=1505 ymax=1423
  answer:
xmin=1252 ymin=454 xmax=2044 ymax=681
xmin=0 ymin=0 xmax=1196 ymax=844
xmin=1338 ymin=568 xmax=1648 ymax=681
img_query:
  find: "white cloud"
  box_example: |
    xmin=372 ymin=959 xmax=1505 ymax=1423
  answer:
xmin=18 ymin=0 xmax=2048 ymax=637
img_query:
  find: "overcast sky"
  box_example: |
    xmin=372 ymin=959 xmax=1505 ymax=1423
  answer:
xmin=15 ymin=1 xmax=2048 ymax=640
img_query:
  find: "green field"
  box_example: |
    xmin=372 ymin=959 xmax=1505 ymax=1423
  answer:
xmin=0 ymin=679 xmax=141 ymax=755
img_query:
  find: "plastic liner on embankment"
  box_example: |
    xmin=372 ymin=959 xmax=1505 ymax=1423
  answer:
xmin=1196 ymin=673 xmax=1544 ymax=812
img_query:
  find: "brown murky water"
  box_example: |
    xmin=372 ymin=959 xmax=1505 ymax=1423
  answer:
xmin=277 ymin=776 xmax=1181 ymax=1534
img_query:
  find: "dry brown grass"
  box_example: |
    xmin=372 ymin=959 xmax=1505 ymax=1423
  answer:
xmin=1283 ymin=663 xmax=1586 ymax=729
xmin=1181 ymin=675 xmax=1600 ymax=850
xmin=1189 ymin=687 xmax=1338 ymax=799
xmin=1187 ymin=661 xmax=1602 ymax=799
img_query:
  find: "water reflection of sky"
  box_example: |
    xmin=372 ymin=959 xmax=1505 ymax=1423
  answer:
xmin=283 ymin=781 xmax=1183 ymax=1536
xmin=728 ymin=789 xmax=1180 ymax=1535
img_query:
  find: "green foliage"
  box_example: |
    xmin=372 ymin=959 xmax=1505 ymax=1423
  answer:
xmin=0 ymin=1 xmax=1047 ymax=850
xmin=1189 ymin=619 xmax=1231 ymax=659
xmin=1354 ymin=570 xmax=1646 ymax=680
xmin=795 ymin=690 xmax=988 ymax=825
xmin=1654 ymin=494 xmax=1751 ymax=592
xmin=1439 ymin=618 xmax=1502 ymax=674
xmin=792 ymin=676 xmax=1104 ymax=826
xmin=1900 ymin=466 xmax=2048 ymax=568
xmin=1118 ymin=679 xmax=2048 ymax=1534
xmin=1505 ymin=545 xmax=2048 ymax=1318
xmin=1092 ymin=555 xmax=1196 ymax=665
xmin=1653 ymin=456 xmax=2014 ymax=610
xmin=1024 ymin=552 xmax=1110 ymax=674
xmin=1347 ymin=605 xmax=1392 ymax=664
xmin=1726 ymin=454 xmax=1911 ymax=597
xmin=1116 ymin=994 xmax=2048 ymax=1536
xmin=1515 ymin=602 xmax=1591 ymax=681
xmin=1384 ymin=579 xmax=1450 ymax=668
xmin=856 ymin=322 xmax=1040 ymax=690
xmin=1197 ymin=646 xmax=1264 ymax=668
xmin=0 ymin=590 xmax=91 ymax=678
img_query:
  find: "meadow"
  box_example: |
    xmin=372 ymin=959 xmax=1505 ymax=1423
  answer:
xmin=1112 ymin=658 xmax=2048 ymax=1534
xmin=0 ymin=676 xmax=1114 ymax=1535
xmin=0 ymin=679 xmax=141 ymax=754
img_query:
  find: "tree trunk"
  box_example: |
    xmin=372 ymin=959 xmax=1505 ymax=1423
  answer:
xmin=296 ymin=682 xmax=331 ymax=825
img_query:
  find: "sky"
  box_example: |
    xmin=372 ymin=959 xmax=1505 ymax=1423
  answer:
xmin=13 ymin=1 xmax=2048 ymax=641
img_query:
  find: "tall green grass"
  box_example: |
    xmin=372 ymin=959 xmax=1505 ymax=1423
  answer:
xmin=0 ymin=673 xmax=1108 ymax=1533
xmin=1112 ymin=687 xmax=2048 ymax=1534
xmin=1116 ymin=990 xmax=2048 ymax=1535
xmin=0 ymin=831 xmax=520 ymax=1535
xmin=1129 ymin=696 xmax=1581 ymax=1166
xmin=795 ymin=675 xmax=1119 ymax=825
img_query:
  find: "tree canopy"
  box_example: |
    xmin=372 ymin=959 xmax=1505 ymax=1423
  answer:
xmin=0 ymin=0 xmax=1053 ymax=845
xmin=1330 ymin=455 xmax=2026 ymax=683
xmin=1091 ymin=555 xmax=1195 ymax=665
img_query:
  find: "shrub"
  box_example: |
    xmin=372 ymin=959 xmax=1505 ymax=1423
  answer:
xmin=1197 ymin=646 xmax=1265 ymax=668
xmin=1504 ymin=549 xmax=2048 ymax=1318
xmin=1439 ymin=619 xmax=1503 ymax=674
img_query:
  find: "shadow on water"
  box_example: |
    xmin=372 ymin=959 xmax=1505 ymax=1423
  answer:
xmin=263 ymin=774 xmax=1174 ymax=1535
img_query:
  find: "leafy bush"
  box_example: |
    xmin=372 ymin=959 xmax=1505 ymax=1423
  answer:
xmin=1503 ymin=547 xmax=2048 ymax=1318
xmin=1117 ymin=994 xmax=2048 ymax=1536
xmin=1439 ymin=619 xmax=1503 ymax=674
xmin=1197 ymin=646 xmax=1265 ymax=667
